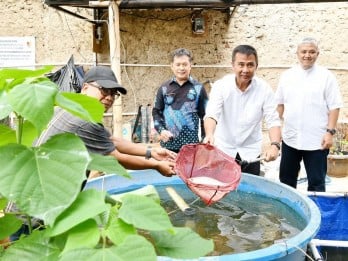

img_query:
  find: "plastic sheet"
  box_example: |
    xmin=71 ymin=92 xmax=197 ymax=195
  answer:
xmin=309 ymin=194 xmax=348 ymax=241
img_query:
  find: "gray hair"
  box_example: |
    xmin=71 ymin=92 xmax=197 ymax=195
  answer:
xmin=171 ymin=48 xmax=193 ymax=62
xmin=298 ymin=37 xmax=319 ymax=49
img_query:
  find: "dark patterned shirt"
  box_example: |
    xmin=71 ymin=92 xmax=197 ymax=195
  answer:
xmin=152 ymin=76 xmax=208 ymax=152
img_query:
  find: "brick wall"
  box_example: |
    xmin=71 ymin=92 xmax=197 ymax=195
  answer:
xmin=1 ymin=1 xmax=347 ymax=132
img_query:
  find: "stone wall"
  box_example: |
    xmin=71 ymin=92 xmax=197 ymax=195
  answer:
xmin=1 ymin=1 xmax=347 ymax=128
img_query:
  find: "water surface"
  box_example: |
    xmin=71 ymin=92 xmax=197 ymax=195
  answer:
xmin=158 ymin=184 xmax=306 ymax=255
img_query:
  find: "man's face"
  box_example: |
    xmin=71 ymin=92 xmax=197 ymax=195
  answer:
xmin=296 ymin=43 xmax=319 ymax=70
xmin=81 ymin=82 xmax=120 ymax=112
xmin=171 ymin=55 xmax=191 ymax=83
xmin=232 ymin=53 xmax=257 ymax=88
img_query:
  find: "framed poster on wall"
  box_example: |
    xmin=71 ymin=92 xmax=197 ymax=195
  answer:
xmin=0 ymin=36 xmax=35 ymax=68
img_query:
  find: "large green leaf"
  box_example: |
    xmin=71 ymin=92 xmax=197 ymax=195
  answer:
xmin=0 ymin=133 xmax=89 ymax=225
xmin=88 ymin=153 xmax=130 ymax=178
xmin=0 ymin=196 xmax=7 ymax=210
xmin=110 ymin=185 xmax=160 ymax=204
xmin=62 ymin=219 xmax=100 ymax=254
xmin=59 ymin=235 xmax=157 ymax=261
xmin=0 ymin=124 xmax=16 ymax=145
xmin=0 ymin=90 xmax=12 ymax=120
xmin=0 ymin=214 xmax=22 ymax=240
xmin=48 ymin=189 xmax=110 ymax=237
xmin=0 ymin=119 xmax=40 ymax=147
xmin=0 ymin=230 xmax=61 ymax=261
xmin=105 ymin=211 xmax=136 ymax=245
xmin=0 ymin=66 xmax=53 ymax=79
xmin=118 ymin=194 xmax=172 ymax=231
xmin=112 ymin=235 xmax=157 ymax=261
xmin=21 ymin=120 xmax=38 ymax=147
xmin=8 ymin=80 xmax=58 ymax=133
xmin=55 ymin=92 xmax=104 ymax=124
xmin=152 ymin=227 xmax=214 ymax=259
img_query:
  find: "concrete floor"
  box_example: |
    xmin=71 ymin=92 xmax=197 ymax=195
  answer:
xmin=262 ymin=158 xmax=348 ymax=193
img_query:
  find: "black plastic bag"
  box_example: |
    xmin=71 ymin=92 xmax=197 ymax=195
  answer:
xmin=46 ymin=55 xmax=84 ymax=93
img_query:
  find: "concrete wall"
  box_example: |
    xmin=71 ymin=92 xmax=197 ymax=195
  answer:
xmin=1 ymin=1 xmax=347 ymax=127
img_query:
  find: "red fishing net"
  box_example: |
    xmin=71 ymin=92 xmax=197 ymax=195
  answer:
xmin=175 ymin=143 xmax=241 ymax=205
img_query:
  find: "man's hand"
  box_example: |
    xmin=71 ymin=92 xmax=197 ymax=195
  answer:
xmin=264 ymin=146 xmax=280 ymax=162
xmin=160 ymin=130 xmax=174 ymax=142
xmin=155 ymin=160 xmax=176 ymax=177
xmin=152 ymin=147 xmax=177 ymax=162
xmin=203 ymin=134 xmax=215 ymax=145
xmin=321 ymin=133 xmax=334 ymax=150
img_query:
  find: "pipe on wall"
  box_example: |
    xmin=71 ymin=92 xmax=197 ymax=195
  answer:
xmin=47 ymin=1 xmax=348 ymax=9
xmin=118 ymin=0 xmax=348 ymax=9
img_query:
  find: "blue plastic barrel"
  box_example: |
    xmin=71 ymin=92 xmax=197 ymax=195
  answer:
xmin=86 ymin=171 xmax=321 ymax=261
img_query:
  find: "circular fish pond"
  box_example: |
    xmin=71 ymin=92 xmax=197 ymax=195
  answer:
xmin=86 ymin=170 xmax=320 ymax=261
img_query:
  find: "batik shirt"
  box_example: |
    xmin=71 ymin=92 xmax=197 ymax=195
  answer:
xmin=152 ymin=76 xmax=208 ymax=152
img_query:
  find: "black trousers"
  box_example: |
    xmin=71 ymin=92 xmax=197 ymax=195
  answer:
xmin=279 ymin=142 xmax=329 ymax=192
xmin=235 ymin=153 xmax=261 ymax=176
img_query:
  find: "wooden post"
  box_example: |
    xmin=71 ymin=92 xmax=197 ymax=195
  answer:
xmin=108 ymin=1 xmax=123 ymax=137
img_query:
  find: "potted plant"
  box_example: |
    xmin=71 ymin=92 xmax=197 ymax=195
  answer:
xmin=328 ymin=122 xmax=348 ymax=178
xmin=0 ymin=67 xmax=213 ymax=260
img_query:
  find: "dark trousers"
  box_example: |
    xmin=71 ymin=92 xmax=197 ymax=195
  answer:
xmin=279 ymin=142 xmax=329 ymax=192
xmin=9 ymin=223 xmax=43 ymax=242
xmin=236 ymin=153 xmax=261 ymax=176
xmin=10 ymin=224 xmax=31 ymax=241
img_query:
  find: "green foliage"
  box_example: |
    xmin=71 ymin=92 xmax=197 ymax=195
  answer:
xmin=0 ymin=68 xmax=214 ymax=260
xmin=0 ymin=214 xmax=22 ymax=240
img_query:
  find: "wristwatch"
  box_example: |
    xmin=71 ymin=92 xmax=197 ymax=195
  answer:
xmin=271 ymin=142 xmax=281 ymax=150
xmin=145 ymin=146 xmax=152 ymax=159
xmin=326 ymin=128 xmax=336 ymax=135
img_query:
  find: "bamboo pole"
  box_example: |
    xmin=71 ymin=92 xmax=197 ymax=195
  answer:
xmin=109 ymin=1 xmax=123 ymax=137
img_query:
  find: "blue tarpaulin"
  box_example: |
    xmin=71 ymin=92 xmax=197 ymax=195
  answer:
xmin=309 ymin=195 xmax=348 ymax=241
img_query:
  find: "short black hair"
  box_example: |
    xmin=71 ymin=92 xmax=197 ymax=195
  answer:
xmin=171 ymin=48 xmax=193 ymax=63
xmin=232 ymin=45 xmax=258 ymax=66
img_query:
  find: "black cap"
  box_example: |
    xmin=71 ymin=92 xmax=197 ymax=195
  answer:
xmin=83 ymin=66 xmax=127 ymax=94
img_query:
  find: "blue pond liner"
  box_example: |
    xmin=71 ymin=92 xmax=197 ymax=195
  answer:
xmin=86 ymin=170 xmax=321 ymax=261
xmin=308 ymin=193 xmax=348 ymax=241
xmin=307 ymin=192 xmax=348 ymax=260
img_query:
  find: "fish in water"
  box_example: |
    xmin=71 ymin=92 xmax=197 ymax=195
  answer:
xmin=188 ymin=176 xmax=229 ymax=187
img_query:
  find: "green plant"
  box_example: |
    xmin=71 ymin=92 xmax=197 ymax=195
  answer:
xmin=0 ymin=67 xmax=213 ymax=260
xmin=330 ymin=124 xmax=348 ymax=155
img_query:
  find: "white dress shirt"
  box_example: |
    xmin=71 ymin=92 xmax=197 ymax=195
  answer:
xmin=275 ymin=64 xmax=343 ymax=150
xmin=205 ymin=74 xmax=280 ymax=161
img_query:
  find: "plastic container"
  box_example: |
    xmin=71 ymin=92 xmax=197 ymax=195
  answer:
xmin=327 ymin=154 xmax=348 ymax=178
xmin=86 ymin=171 xmax=321 ymax=261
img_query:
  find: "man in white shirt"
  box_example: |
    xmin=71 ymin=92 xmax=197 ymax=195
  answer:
xmin=276 ymin=37 xmax=343 ymax=191
xmin=204 ymin=45 xmax=281 ymax=175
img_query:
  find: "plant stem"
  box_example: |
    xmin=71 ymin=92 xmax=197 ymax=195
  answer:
xmin=16 ymin=114 xmax=24 ymax=145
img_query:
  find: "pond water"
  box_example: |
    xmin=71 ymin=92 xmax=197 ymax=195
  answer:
xmin=317 ymin=246 xmax=348 ymax=261
xmin=156 ymin=184 xmax=306 ymax=255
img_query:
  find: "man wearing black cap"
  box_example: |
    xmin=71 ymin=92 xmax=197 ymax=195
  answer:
xmin=8 ymin=66 xmax=177 ymax=242
xmin=35 ymin=66 xmax=177 ymax=178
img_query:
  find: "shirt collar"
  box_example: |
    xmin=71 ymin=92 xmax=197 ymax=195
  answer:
xmin=170 ymin=75 xmax=194 ymax=85
xmin=234 ymin=75 xmax=255 ymax=93
xmin=297 ymin=64 xmax=316 ymax=75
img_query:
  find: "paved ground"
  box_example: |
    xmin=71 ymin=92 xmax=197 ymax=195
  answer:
xmin=262 ymin=158 xmax=348 ymax=193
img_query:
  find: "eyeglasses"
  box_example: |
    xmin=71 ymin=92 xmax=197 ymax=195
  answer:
xmin=88 ymin=82 xmax=120 ymax=98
